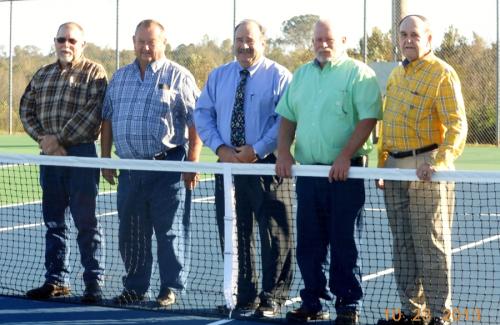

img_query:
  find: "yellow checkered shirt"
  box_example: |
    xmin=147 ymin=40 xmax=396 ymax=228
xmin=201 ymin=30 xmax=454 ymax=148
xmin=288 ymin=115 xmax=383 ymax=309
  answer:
xmin=378 ymin=52 xmax=467 ymax=169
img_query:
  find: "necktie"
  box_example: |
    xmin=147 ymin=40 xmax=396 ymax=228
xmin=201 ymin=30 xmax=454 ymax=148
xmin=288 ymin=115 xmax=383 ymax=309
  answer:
xmin=230 ymin=69 xmax=250 ymax=147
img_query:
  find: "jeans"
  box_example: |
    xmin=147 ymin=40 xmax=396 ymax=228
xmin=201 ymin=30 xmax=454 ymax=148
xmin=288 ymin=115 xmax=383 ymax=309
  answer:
xmin=40 ymin=143 xmax=103 ymax=286
xmin=117 ymin=146 xmax=188 ymax=295
xmin=295 ymin=175 xmax=364 ymax=313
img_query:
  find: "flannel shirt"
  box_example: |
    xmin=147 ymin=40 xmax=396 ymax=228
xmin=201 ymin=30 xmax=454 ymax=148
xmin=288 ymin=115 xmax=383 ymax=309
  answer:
xmin=378 ymin=52 xmax=468 ymax=169
xmin=19 ymin=56 xmax=107 ymax=146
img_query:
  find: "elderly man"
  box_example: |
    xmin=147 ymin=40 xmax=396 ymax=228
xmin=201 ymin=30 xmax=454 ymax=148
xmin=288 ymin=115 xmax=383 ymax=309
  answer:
xmin=194 ymin=19 xmax=293 ymax=318
xmin=377 ymin=15 xmax=467 ymax=325
xmin=20 ymin=22 xmax=107 ymax=303
xmin=276 ymin=18 xmax=382 ymax=324
xmin=101 ymin=19 xmax=201 ymax=306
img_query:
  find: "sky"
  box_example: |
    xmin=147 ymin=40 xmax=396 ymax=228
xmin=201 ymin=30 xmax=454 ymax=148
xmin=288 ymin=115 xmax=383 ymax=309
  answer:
xmin=0 ymin=0 xmax=497 ymax=55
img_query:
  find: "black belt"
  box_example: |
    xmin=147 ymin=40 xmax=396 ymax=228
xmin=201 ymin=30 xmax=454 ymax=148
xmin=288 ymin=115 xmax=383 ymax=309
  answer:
xmin=388 ymin=143 xmax=438 ymax=159
xmin=153 ymin=146 xmax=180 ymax=160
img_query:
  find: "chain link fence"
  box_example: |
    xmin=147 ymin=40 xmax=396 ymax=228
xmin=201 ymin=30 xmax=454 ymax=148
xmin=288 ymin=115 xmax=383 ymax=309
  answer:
xmin=0 ymin=0 xmax=498 ymax=144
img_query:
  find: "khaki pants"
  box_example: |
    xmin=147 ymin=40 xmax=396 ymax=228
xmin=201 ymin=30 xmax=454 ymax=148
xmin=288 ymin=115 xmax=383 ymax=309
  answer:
xmin=384 ymin=151 xmax=454 ymax=317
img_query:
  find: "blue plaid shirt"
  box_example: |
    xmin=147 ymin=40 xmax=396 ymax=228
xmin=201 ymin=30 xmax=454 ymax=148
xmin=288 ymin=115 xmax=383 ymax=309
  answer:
xmin=103 ymin=58 xmax=199 ymax=159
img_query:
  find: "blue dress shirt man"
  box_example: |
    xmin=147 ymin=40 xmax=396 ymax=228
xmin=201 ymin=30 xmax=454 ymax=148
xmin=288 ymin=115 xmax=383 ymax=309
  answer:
xmin=100 ymin=19 xmax=202 ymax=307
xmin=194 ymin=19 xmax=293 ymax=318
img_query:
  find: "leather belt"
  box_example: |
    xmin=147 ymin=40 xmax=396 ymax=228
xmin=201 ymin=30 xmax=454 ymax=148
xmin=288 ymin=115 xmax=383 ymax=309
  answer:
xmin=153 ymin=146 xmax=180 ymax=160
xmin=388 ymin=143 xmax=438 ymax=159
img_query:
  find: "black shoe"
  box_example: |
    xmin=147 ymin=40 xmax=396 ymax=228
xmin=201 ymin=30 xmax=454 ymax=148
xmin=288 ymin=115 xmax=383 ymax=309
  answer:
xmin=286 ymin=305 xmax=330 ymax=323
xmin=81 ymin=282 xmax=102 ymax=304
xmin=377 ymin=311 xmax=424 ymax=324
xmin=254 ymin=299 xmax=280 ymax=318
xmin=112 ymin=290 xmax=145 ymax=305
xmin=335 ymin=310 xmax=359 ymax=325
xmin=26 ymin=283 xmax=71 ymax=300
xmin=428 ymin=317 xmax=450 ymax=325
xmin=156 ymin=288 xmax=175 ymax=307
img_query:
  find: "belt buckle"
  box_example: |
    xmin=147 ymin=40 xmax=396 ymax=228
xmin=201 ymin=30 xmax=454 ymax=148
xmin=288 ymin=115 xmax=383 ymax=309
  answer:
xmin=153 ymin=151 xmax=166 ymax=160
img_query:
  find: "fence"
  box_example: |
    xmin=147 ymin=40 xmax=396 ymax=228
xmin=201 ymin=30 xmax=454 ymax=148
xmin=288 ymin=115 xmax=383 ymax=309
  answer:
xmin=0 ymin=0 xmax=499 ymax=145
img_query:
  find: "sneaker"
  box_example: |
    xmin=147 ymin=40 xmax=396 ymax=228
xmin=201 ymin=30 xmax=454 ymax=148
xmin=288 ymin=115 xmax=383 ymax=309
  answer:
xmin=254 ymin=299 xmax=280 ymax=318
xmin=112 ymin=290 xmax=145 ymax=305
xmin=428 ymin=317 xmax=450 ymax=325
xmin=156 ymin=288 xmax=176 ymax=307
xmin=81 ymin=282 xmax=103 ymax=304
xmin=377 ymin=311 xmax=424 ymax=324
xmin=232 ymin=302 xmax=259 ymax=318
xmin=335 ymin=310 xmax=360 ymax=325
xmin=26 ymin=283 xmax=71 ymax=300
xmin=286 ymin=305 xmax=330 ymax=323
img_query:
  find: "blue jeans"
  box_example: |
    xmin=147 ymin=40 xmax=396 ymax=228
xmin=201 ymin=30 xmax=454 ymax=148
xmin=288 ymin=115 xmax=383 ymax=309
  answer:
xmin=117 ymin=146 xmax=188 ymax=295
xmin=295 ymin=176 xmax=364 ymax=313
xmin=40 ymin=143 xmax=103 ymax=286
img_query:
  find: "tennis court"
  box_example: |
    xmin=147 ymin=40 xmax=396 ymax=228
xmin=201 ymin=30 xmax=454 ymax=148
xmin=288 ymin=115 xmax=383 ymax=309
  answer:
xmin=0 ymin=153 xmax=499 ymax=324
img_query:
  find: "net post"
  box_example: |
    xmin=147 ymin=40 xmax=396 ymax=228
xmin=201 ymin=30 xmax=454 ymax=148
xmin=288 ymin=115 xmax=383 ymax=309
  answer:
xmin=222 ymin=165 xmax=237 ymax=312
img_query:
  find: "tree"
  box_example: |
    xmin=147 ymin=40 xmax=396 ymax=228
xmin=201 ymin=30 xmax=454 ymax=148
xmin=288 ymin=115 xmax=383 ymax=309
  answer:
xmin=280 ymin=14 xmax=319 ymax=50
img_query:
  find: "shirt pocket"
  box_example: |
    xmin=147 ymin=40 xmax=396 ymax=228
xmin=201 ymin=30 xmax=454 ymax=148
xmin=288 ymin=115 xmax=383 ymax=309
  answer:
xmin=65 ymin=80 xmax=89 ymax=107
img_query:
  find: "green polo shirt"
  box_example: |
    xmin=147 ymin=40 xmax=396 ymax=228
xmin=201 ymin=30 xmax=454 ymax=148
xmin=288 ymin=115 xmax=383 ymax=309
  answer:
xmin=276 ymin=54 xmax=382 ymax=165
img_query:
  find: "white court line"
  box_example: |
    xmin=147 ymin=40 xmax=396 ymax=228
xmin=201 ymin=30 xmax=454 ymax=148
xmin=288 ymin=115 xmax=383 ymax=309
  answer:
xmin=0 ymin=210 xmax=117 ymax=232
xmin=206 ymin=319 xmax=234 ymax=325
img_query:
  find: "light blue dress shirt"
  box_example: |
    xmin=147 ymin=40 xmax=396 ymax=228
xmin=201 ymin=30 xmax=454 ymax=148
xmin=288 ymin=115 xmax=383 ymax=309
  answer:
xmin=102 ymin=58 xmax=199 ymax=159
xmin=194 ymin=57 xmax=291 ymax=158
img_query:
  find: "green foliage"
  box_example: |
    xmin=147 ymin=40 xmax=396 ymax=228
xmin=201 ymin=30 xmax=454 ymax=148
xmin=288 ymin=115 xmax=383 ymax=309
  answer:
xmin=280 ymin=14 xmax=319 ymax=50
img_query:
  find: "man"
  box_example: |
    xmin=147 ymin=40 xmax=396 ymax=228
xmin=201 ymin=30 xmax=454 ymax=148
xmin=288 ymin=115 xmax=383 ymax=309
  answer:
xmin=194 ymin=19 xmax=293 ymax=318
xmin=19 ymin=22 xmax=107 ymax=303
xmin=377 ymin=15 xmax=467 ymax=325
xmin=275 ymin=19 xmax=382 ymax=325
xmin=101 ymin=19 xmax=201 ymax=306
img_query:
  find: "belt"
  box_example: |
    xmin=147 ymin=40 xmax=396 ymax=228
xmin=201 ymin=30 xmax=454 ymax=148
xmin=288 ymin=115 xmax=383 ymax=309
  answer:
xmin=388 ymin=143 xmax=438 ymax=159
xmin=153 ymin=146 xmax=180 ymax=160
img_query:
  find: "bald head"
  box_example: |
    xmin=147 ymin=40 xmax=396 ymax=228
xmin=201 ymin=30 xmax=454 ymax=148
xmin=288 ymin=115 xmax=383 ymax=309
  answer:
xmin=313 ymin=19 xmax=346 ymax=67
xmin=398 ymin=14 xmax=432 ymax=62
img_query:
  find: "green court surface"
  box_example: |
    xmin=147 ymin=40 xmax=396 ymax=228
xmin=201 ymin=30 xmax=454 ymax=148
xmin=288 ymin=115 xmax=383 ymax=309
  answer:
xmin=1 ymin=134 xmax=499 ymax=170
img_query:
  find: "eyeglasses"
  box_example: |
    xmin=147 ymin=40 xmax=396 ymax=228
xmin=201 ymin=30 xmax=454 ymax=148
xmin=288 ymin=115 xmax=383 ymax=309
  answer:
xmin=55 ymin=37 xmax=78 ymax=45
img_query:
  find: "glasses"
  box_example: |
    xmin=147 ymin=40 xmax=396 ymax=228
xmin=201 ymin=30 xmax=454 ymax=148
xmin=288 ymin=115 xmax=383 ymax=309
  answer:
xmin=55 ymin=37 xmax=78 ymax=45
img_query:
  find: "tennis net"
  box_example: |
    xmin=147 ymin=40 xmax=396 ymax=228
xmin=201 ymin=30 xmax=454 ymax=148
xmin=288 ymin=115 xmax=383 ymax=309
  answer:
xmin=0 ymin=153 xmax=498 ymax=324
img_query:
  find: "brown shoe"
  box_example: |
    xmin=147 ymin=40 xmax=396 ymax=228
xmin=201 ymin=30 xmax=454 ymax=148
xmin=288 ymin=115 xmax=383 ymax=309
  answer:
xmin=335 ymin=310 xmax=360 ymax=325
xmin=286 ymin=305 xmax=330 ymax=322
xmin=26 ymin=283 xmax=71 ymax=300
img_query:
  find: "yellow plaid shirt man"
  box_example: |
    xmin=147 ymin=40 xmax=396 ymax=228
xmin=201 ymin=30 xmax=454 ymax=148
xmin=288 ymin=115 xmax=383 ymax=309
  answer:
xmin=378 ymin=52 xmax=467 ymax=169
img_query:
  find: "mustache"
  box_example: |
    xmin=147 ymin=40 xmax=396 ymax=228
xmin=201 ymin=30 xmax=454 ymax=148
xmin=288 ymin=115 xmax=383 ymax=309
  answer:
xmin=237 ymin=48 xmax=253 ymax=54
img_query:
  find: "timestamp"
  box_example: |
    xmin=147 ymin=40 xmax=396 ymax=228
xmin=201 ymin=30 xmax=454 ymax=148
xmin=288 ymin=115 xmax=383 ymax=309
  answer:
xmin=384 ymin=307 xmax=482 ymax=322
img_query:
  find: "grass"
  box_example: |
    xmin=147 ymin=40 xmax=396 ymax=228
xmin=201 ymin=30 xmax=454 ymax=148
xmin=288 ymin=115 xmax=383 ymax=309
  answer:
xmin=1 ymin=134 xmax=500 ymax=169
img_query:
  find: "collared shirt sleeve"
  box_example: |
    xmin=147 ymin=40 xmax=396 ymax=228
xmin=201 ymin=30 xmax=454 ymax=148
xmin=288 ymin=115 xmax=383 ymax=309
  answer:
xmin=19 ymin=74 xmax=45 ymax=142
xmin=275 ymin=73 xmax=298 ymax=123
xmin=181 ymin=73 xmax=200 ymax=128
xmin=432 ymin=69 xmax=468 ymax=168
xmin=57 ymin=64 xmax=108 ymax=145
xmin=253 ymin=69 xmax=292 ymax=158
xmin=194 ymin=71 xmax=225 ymax=153
xmin=352 ymin=65 xmax=383 ymax=121
xmin=102 ymin=80 xmax=113 ymax=121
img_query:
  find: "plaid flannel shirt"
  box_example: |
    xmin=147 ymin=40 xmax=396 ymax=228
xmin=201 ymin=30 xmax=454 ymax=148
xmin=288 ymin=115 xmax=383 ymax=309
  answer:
xmin=378 ymin=52 xmax=468 ymax=169
xmin=19 ymin=56 xmax=107 ymax=146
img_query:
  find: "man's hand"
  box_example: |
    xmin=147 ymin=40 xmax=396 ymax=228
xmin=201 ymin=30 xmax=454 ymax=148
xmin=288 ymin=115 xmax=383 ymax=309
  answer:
xmin=376 ymin=179 xmax=385 ymax=190
xmin=38 ymin=135 xmax=66 ymax=156
xmin=217 ymin=145 xmax=241 ymax=163
xmin=102 ymin=169 xmax=117 ymax=185
xmin=234 ymin=145 xmax=258 ymax=163
xmin=275 ymin=151 xmax=295 ymax=178
xmin=416 ymin=162 xmax=435 ymax=181
xmin=183 ymin=172 xmax=199 ymax=190
xmin=329 ymin=154 xmax=351 ymax=182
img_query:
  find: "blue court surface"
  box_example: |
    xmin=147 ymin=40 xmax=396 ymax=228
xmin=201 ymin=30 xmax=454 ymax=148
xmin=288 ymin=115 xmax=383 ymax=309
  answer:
xmin=1 ymin=170 xmax=499 ymax=324
xmin=0 ymin=296 xmax=265 ymax=325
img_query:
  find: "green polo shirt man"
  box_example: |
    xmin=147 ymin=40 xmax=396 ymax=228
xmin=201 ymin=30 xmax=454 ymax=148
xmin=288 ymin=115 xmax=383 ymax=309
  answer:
xmin=275 ymin=19 xmax=382 ymax=325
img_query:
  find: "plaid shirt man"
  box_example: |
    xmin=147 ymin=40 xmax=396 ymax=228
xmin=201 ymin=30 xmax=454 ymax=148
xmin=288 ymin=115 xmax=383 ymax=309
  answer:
xmin=20 ymin=56 xmax=107 ymax=146
xmin=378 ymin=52 xmax=468 ymax=169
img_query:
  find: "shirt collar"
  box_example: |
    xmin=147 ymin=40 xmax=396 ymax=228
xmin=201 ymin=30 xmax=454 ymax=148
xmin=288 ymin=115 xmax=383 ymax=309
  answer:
xmin=134 ymin=57 xmax=168 ymax=73
xmin=403 ymin=50 xmax=435 ymax=69
xmin=57 ymin=55 xmax=85 ymax=70
xmin=237 ymin=56 xmax=265 ymax=77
